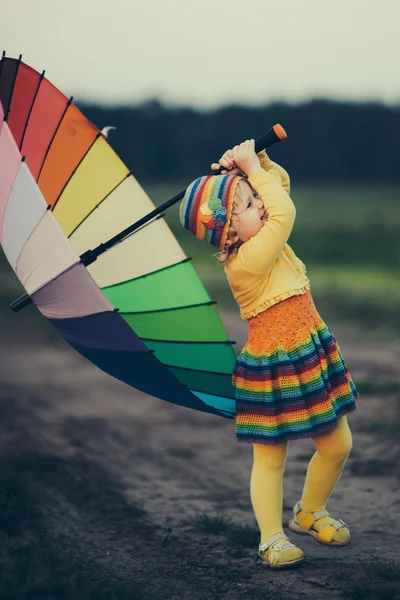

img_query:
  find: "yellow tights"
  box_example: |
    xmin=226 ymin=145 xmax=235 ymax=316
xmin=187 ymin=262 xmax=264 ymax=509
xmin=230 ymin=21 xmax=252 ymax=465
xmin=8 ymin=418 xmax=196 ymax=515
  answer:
xmin=250 ymin=416 xmax=353 ymax=544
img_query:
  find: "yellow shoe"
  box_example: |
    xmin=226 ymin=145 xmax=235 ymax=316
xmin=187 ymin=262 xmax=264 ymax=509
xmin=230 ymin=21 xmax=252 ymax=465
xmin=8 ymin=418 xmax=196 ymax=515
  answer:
xmin=258 ymin=533 xmax=304 ymax=569
xmin=288 ymin=501 xmax=350 ymax=547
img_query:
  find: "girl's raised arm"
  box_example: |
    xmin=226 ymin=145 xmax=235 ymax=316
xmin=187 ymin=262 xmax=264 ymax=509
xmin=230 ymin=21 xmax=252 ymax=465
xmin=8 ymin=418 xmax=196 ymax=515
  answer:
xmin=236 ymin=169 xmax=296 ymax=275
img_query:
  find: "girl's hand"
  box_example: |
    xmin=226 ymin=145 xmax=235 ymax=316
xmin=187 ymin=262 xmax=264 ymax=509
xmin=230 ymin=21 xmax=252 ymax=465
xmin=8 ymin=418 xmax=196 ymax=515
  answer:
xmin=210 ymin=148 xmax=242 ymax=176
xmin=231 ymin=139 xmax=262 ymax=176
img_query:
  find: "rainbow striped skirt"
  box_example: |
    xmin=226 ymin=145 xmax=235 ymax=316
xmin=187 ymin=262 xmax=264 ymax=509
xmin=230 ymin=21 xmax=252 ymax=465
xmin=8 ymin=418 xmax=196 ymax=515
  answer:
xmin=232 ymin=290 xmax=358 ymax=445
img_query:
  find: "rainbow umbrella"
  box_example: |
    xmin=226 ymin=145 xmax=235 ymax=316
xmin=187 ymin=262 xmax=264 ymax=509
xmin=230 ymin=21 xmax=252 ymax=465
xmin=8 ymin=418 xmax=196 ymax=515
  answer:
xmin=0 ymin=53 xmax=285 ymax=420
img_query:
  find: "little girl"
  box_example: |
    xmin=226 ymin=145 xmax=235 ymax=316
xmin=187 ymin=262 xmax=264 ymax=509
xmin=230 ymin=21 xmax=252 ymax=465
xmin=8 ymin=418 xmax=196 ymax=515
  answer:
xmin=179 ymin=139 xmax=359 ymax=570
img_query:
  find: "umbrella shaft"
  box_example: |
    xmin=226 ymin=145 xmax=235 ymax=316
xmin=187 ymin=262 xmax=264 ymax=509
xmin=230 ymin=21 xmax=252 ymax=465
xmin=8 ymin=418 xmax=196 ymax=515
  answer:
xmin=81 ymin=124 xmax=284 ymax=265
xmin=80 ymin=191 xmax=184 ymax=266
xmin=10 ymin=125 xmax=285 ymax=312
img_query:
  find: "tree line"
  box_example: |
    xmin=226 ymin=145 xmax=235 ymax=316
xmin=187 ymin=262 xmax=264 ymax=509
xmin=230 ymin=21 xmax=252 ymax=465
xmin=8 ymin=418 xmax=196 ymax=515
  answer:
xmin=79 ymin=99 xmax=400 ymax=183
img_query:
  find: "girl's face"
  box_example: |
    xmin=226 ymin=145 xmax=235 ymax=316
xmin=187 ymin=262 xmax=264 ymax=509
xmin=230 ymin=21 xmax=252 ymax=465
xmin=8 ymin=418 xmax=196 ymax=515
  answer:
xmin=230 ymin=180 xmax=268 ymax=243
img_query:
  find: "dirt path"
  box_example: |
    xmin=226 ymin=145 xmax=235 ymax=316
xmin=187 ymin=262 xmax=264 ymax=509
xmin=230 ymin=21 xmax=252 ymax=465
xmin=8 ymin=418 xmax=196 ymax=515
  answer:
xmin=0 ymin=313 xmax=399 ymax=599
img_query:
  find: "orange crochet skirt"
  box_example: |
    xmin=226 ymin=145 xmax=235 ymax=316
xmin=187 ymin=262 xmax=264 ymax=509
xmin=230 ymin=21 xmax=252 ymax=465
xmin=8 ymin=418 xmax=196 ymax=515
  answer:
xmin=232 ymin=290 xmax=359 ymax=445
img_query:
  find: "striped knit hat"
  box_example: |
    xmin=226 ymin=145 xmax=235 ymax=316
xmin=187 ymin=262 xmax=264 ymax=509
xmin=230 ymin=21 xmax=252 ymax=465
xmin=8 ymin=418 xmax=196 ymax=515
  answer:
xmin=179 ymin=174 xmax=244 ymax=249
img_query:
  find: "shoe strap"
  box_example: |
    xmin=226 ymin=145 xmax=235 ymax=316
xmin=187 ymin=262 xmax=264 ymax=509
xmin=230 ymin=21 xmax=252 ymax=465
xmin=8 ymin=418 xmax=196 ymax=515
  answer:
xmin=320 ymin=518 xmax=347 ymax=531
xmin=294 ymin=500 xmax=329 ymax=520
xmin=259 ymin=533 xmax=295 ymax=553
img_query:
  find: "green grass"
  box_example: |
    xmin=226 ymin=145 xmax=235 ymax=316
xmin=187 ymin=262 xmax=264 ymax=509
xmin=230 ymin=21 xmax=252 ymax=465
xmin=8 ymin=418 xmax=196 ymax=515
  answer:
xmin=145 ymin=183 xmax=400 ymax=338
xmin=147 ymin=183 xmax=400 ymax=269
xmin=1 ymin=183 xmax=399 ymax=339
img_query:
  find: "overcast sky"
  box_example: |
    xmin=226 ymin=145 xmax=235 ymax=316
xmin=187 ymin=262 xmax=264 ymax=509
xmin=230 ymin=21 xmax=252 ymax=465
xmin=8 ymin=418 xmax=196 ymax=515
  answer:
xmin=1 ymin=0 xmax=399 ymax=108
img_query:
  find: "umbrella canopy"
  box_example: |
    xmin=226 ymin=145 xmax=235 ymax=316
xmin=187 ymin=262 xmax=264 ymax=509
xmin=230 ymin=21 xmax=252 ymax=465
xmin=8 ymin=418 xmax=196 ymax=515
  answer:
xmin=0 ymin=53 xmax=237 ymax=419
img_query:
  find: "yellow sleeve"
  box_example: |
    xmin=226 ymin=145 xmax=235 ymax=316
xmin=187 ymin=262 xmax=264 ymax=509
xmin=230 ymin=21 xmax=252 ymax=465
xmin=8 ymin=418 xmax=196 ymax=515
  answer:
xmin=236 ymin=169 xmax=296 ymax=275
xmin=257 ymin=149 xmax=291 ymax=194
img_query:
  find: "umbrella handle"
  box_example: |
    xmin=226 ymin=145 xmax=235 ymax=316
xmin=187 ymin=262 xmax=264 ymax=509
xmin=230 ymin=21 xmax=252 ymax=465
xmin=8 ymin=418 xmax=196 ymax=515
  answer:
xmin=209 ymin=124 xmax=287 ymax=176
xmin=9 ymin=123 xmax=287 ymax=313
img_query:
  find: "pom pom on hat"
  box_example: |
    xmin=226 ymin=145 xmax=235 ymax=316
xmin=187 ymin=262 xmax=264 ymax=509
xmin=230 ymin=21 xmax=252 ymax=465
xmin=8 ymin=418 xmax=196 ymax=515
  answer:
xmin=179 ymin=174 xmax=243 ymax=249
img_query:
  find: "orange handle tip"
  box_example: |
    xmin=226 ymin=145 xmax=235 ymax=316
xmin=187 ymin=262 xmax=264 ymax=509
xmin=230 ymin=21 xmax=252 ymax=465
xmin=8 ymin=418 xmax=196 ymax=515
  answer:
xmin=273 ymin=124 xmax=287 ymax=140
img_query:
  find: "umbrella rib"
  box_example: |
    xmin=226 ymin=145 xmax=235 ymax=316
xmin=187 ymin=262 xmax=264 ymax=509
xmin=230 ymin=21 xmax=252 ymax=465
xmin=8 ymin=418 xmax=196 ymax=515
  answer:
xmin=111 ymin=212 xmax=166 ymax=244
xmin=52 ymin=132 xmax=102 ymax=212
xmin=188 ymin=389 xmax=234 ymax=400
xmin=67 ymin=171 xmax=131 ymax=238
xmin=142 ymin=338 xmax=236 ymax=345
xmin=182 ymin=386 xmax=234 ymax=400
xmin=101 ymin=257 xmax=192 ymax=290
xmin=163 ymin=362 xmax=232 ymax=377
xmin=119 ymin=300 xmax=216 ymax=315
xmin=19 ymin=69 xmax=45 ymax=152
xmin=37 ymin=96 xmax=73 ymax=183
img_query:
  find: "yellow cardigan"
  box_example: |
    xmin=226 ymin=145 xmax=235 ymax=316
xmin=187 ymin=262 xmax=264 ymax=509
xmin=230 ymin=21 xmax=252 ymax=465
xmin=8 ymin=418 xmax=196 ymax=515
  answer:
xmin=224 ymin=151 xmax=311 ymax=320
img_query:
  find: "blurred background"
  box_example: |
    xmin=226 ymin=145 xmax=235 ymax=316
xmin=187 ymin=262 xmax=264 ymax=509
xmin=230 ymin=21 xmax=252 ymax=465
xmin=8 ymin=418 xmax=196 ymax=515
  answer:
xmin=0 ymin=2 xmax=399 ymax=598
xmin=1 ymin=0 xmax=399 ymax=341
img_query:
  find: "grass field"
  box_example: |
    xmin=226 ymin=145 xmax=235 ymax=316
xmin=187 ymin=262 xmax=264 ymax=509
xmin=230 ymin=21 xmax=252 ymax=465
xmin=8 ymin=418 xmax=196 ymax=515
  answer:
xmin=1 ymin=183 xmax=399 ymax=341
xmin=147 ymin=182 xmax=400 ymax=340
